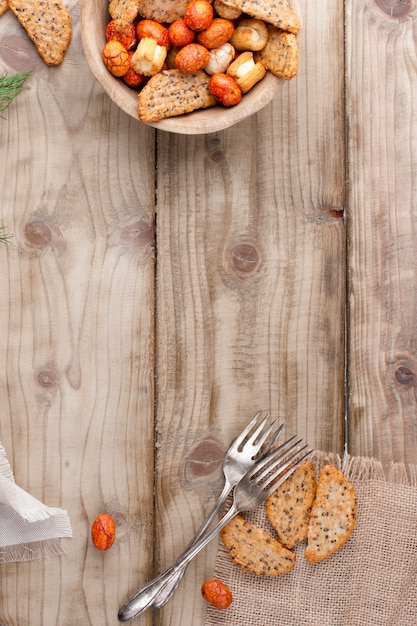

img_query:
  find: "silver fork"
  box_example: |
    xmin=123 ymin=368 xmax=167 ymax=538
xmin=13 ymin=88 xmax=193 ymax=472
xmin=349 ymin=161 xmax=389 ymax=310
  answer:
xmin=118 ymin=434 xmax=311 ymax=622
xmin=152 ymin=409 xmax=283 ymax=609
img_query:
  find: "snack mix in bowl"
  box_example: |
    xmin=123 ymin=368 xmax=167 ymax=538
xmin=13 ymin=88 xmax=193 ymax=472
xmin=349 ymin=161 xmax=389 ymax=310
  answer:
xmin=81 ymin=0 xmax=300 ymax=134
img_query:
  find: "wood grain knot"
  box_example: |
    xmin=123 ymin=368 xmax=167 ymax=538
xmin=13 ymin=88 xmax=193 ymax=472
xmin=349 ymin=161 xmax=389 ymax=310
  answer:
xmin=230 ymin=243 xmax=260 ymax=275
xmin=395 ymin=363 xmax=417 ymax=387
xmin=0 ymin=35 xmax=45 ymax=73
xmin=375 ymin=0 xmax=413 ymax=17
xmin=325 ymin=208 xmax=344 ymax=220
xmin=35 ymin=368 xmax=60 ymax=388
xmin=25 ymin=220 xmax=52 ymax=248
xmin=205 ymin=137 xmax=224 ymax=162
xmin=307 ymin=207 xmax=344 ymax=223
xmin=120 ymin=219 xmax=154 ymax=251
xmin=209 ymin=149 xmax=224 ymax=163
xmin=221 ymin=237 xmax=264 ymax=287
xmin=184 ymin=438 xmax=224 ymax=481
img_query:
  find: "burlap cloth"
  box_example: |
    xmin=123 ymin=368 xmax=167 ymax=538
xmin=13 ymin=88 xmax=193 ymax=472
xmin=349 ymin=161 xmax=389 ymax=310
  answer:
xmin=205 ymin=451 xmax=417 ymax=626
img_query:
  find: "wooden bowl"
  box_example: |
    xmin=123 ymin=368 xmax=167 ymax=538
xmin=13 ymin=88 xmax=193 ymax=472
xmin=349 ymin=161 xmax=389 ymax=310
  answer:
xmin=81 ymin=1 xmax=297 ymax=134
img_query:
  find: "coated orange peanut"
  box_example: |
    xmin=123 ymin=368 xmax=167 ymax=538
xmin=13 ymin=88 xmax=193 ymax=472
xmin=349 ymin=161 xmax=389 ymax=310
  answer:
xmin=175 ymin=43 xmax=210 ymax=73
xmin=184 ymin=0 xmax=214 ymax=31
xmin=105 ymin=20 xmax=137 ymax=50
xmin=201 ymin=579 xmax=233 ymax=610
xmin=136 ymin=19 xmax=170 ymax=49
xmin=91 ymin=513 xmax=116 ymax=551
xmin=102 ymin=40 xmax=130 ymax=77
xmin=123 ymin=52 xmax=146 ymax=87
xmin=168 ymin=19 xmax=195 ymax=47
xmin=197 ymin=18 xmax=234 ymax=49
xmin=209 ymin=73 xmax=242 ymax=106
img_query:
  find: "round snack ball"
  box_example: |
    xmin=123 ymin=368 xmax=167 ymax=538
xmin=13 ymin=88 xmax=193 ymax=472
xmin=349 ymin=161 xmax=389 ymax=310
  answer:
xmin=136 ymin=19 xmax=170 ymax=48
xmin=175 ymin=43 xmax=210 ymax=73
xmin=91 ymin=513 xmax=116 ymax=551
xmin=184 ymin=0 xmax=213 ymax=31
xmin=201 ymin=579 xmax=233 ymax=610
xmin=105 ymin=20 xmax=137 ymax=50
xmin=102 ymin=40 xmax=130 ymax=77
xmin=197 ymin=18 xmax=234 ymax=49
xmin=168 ymin=19 xmax=195 ymax=47
xmin=123 ymin=54 xmax=146 ymax=88
xmin=209 ymin=73 xmax=242 ymax=106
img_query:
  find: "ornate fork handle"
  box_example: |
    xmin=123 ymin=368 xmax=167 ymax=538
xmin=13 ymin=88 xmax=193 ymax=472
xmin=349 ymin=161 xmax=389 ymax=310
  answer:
xmin=151 ymin=479 xmax=232 ymax=609
xmin=118 ymin=504 xmax=238 ymax=622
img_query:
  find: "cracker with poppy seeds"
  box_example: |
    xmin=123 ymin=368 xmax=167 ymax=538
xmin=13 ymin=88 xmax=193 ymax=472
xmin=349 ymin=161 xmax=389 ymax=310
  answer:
xmin=266 ymin=459 xmax=317 ymax=550
xmin=214 ymin=0 xmax=242 ymax=19
xmin=138 ymin=0 xmax=188 ymax=23
xmin=8 ymin=0 xmax=71 ymax=65
xmin=219 ymin=0 xmax=300 ymax=34
xmin=304 ymin=464 xmax=356 ymax=563
xmin=255 ymin=26 xmax=299 ymax=80
xmin=220 ymin=514 xmax=296 ymax=576
xmin=108 ymin=0 xmax=140 ymax=22
xmin=0 ymin=0 xmax=8 ymax=16
xmin=138 ymin=69 xmax=217 ymax=123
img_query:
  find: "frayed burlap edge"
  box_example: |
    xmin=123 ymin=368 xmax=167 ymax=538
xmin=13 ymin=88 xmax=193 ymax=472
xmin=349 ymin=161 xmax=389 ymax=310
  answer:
xmin=310 ymin=450 xmax=417 ymax=486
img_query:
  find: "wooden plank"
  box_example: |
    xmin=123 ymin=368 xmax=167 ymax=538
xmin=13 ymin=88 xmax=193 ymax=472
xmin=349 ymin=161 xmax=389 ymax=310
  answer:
xmin=346 ymin=0 xmax=417 ymax=466
xmin=154 ymin=1 xmax=345 ymax=623
xmin=0 ymin=8 xmax=155 ymax=625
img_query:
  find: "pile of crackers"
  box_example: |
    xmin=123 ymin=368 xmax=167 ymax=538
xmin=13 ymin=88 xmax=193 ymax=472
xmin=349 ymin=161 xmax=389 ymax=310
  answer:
xmin=221 ymin=462 xmax=357 ymax=575
xmin=0 ymin=0 xmax=71 ymax=65
xmin=106 ymin=0 xmax=300 ymax=123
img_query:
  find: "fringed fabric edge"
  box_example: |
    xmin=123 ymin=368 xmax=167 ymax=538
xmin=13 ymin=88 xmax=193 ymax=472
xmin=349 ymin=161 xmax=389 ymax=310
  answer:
xmin=21 ymin=506 xmax=72 ymax=526
xmin=310 ymin=450 xmax=417 ymax=487
xmin=0 ymin=538 xmax=67 ymax=563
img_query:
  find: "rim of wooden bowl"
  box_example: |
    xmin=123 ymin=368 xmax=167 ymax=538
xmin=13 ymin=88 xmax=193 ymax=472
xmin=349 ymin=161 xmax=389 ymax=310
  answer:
xmin=81 ymin=0 xmax=284 ymax=134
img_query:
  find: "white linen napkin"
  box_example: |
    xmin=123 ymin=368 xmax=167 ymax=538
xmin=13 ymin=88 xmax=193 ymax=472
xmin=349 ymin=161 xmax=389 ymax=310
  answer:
xmin=0 ymin=442 xmax=72 ymax=562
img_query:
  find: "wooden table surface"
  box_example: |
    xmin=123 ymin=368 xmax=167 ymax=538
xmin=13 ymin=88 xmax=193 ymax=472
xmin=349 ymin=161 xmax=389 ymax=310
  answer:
xmin=1 ymin=0 xmax=416 ymax=624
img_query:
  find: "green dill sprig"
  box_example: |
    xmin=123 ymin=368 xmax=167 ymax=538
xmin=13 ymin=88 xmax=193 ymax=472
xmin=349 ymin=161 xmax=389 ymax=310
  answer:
xmin=0 ymin=71 xmax=32 ymax=113
xmin=0 ymin=225 xmax=13 ymax=245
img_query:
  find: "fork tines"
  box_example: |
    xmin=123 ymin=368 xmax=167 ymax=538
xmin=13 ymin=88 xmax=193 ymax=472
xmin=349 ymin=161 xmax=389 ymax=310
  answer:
xmin=251 ymin=437 xmax=312 ymax=498
xmin=236 ymin=409 xmax=284 ymax=457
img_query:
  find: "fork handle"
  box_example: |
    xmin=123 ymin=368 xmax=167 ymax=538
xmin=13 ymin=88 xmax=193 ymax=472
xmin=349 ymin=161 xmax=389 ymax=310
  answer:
xmin=118 ymin=502 xmax=238 ymax=622
xmin=151 ymin=480 xmax=232 ymax=609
